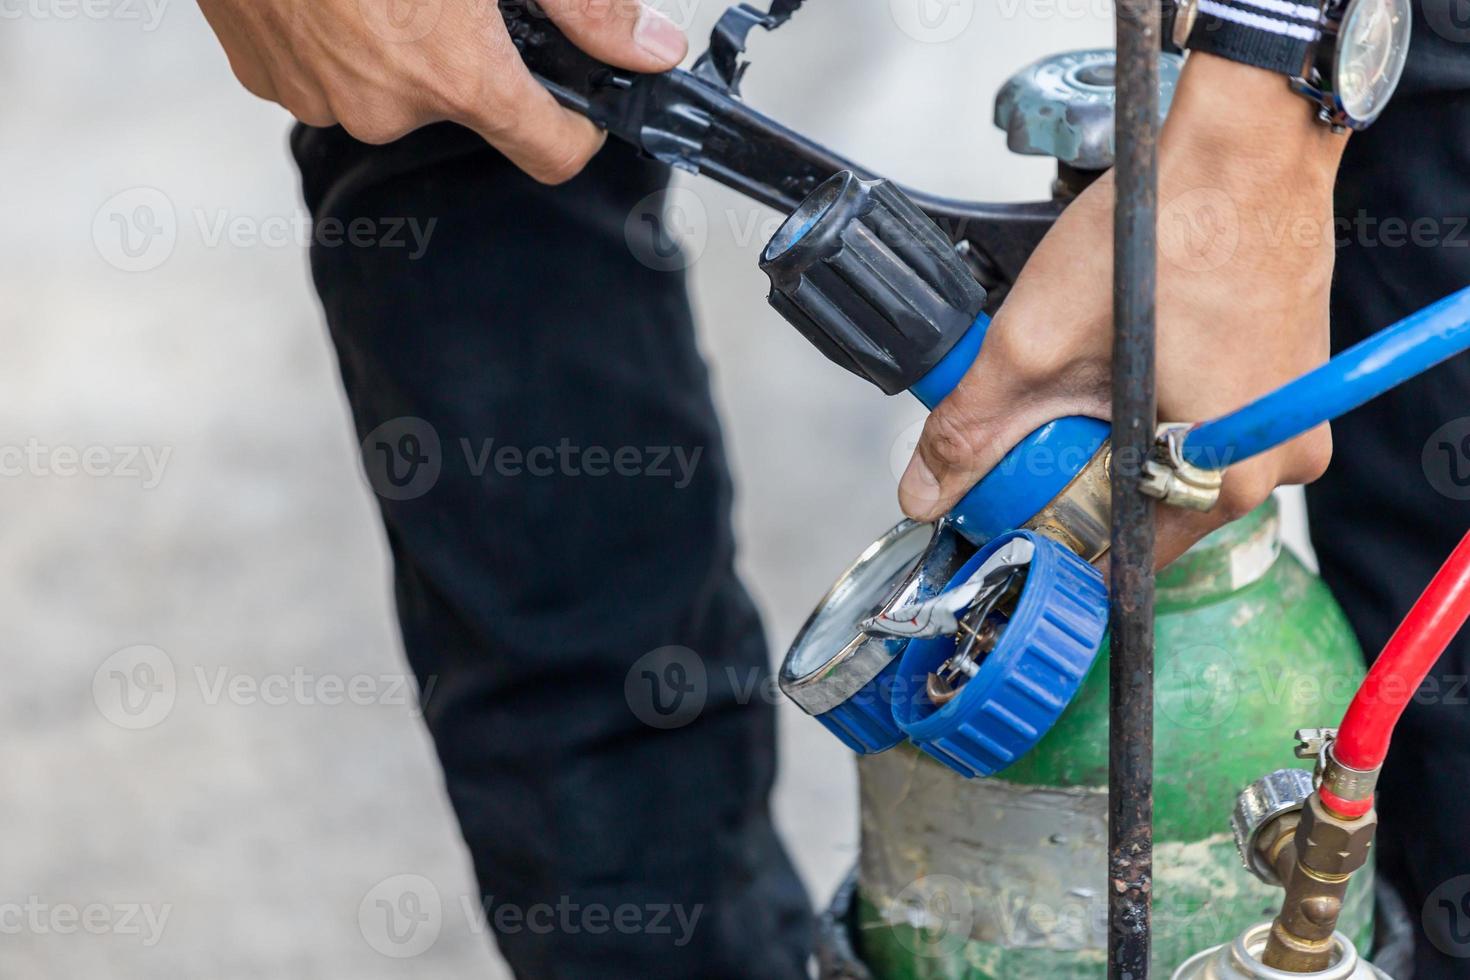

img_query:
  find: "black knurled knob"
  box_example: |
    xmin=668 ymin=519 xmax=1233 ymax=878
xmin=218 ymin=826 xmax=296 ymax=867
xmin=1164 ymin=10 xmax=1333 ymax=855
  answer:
xmin=760 ymin=171 xmax=987 ymax=395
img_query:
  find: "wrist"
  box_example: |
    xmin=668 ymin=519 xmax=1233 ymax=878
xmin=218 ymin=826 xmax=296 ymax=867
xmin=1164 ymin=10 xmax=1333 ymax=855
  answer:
xmin=1163 ymin=52 xmax=1346 ymax=193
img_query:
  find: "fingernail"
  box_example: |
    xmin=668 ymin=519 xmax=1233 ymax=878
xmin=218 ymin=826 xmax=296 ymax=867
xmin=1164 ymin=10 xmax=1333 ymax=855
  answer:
xmin=634 ymin=5 xmax=687 ymax=66
xmin=899 ymin=454 xmax=944 ymax=521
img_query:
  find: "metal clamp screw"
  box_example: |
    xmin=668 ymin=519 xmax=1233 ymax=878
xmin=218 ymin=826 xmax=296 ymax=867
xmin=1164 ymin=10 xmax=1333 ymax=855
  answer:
xmin=1140 ymin=422 xmax=1223 ymax=511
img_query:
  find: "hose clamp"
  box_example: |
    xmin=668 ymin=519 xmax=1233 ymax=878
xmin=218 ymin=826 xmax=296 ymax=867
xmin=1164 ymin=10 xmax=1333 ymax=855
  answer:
xmin=1294 ymin=727 xmax=1380 ymax=804
xmin=1140 ymin=422 xmax=1223 ymax=512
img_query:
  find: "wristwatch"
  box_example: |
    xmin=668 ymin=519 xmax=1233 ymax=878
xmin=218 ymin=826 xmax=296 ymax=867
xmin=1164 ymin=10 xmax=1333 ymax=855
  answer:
xmin=1174 ymin=0 xmax=1412 ymax=130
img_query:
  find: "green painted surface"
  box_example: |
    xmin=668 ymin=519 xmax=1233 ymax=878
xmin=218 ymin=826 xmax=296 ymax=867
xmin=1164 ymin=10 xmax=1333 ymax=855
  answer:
xmin=855 ymin=501 xmax=1374 ymax=978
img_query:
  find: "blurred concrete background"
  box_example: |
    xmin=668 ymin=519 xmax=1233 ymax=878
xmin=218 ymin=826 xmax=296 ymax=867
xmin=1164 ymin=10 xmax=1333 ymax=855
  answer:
xmin=0 ymin=2 xmax=1313 ymax=977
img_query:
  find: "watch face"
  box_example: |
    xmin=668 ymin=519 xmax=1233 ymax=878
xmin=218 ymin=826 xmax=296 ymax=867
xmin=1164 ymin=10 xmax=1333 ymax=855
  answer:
xmin=1335 ymin=0 xmax=1412 ymax=125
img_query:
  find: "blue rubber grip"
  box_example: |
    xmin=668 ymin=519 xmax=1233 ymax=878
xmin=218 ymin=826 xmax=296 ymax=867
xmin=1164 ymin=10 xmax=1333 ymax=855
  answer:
xmin=812 ymin=657 xmax=905 ymax=754
xmin=890 ymin=530 xmax=1108 ymax=778
xmin=909 ymin=316 xmax=1109 ymax=545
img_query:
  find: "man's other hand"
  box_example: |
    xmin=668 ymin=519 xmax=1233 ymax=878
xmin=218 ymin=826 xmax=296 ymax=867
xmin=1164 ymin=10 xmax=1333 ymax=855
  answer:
xmin=198 ymin=0 xmax=687 ymax=182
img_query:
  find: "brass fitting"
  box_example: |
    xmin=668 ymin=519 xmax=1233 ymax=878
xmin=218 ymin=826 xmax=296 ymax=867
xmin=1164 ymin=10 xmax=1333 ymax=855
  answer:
xmin=1023 ymin=441 xmax=1112 ymax=562
xmin=1258 ymin=793 xmax=1378 ymax=972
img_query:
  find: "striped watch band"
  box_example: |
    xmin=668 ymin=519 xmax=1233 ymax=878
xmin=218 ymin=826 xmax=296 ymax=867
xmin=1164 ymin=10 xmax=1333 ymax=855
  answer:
xmin=1177 ymin=0 xmax=1324 ymax=75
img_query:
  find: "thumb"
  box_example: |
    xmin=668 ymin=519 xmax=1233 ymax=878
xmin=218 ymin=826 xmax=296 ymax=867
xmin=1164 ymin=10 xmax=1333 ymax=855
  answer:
xmin=897 ymin=398 xmax=1034 ymax=523
xmin=897 ymin=353 xmax=1105 ymax=523
xmin=539 ymin=0 xmax=689 ymax=73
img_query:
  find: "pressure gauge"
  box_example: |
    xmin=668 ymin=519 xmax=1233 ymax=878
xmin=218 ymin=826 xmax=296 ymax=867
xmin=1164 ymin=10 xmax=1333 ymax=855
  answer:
xmin=779 ymin=520 xmax=974 ymax=754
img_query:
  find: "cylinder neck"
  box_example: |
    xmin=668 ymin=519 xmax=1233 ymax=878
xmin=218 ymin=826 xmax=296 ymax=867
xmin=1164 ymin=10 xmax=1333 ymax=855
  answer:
xmin=1156 ymin=497 xmax=1281 ymax=607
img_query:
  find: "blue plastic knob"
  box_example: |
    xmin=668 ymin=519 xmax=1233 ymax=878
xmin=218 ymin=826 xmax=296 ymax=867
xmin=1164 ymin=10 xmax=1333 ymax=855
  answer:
xmin=890 ymin=529 xmax=1108 ymax=777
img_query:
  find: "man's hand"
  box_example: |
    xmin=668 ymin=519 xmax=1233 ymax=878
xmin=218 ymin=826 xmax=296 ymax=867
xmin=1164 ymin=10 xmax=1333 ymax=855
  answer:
xmin=898 ymin=53 xmax=1349 ymax=569
xmin=197 ymin=0 xmax=688 ymax=182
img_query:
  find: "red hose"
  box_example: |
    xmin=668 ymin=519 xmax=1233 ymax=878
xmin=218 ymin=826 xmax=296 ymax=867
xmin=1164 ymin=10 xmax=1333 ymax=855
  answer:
xmin=1333 ymin=530 xmax=1470 ymax=773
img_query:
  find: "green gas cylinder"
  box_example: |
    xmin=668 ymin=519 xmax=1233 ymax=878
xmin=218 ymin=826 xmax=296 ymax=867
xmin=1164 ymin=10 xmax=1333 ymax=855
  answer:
xmin=851 ymin=498 xmax=1374 ymax=979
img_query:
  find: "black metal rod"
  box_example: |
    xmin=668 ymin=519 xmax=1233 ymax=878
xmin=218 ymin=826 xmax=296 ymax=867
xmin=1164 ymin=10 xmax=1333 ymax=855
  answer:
xmin=1109 ymin=0 xmax=1160 ymax=977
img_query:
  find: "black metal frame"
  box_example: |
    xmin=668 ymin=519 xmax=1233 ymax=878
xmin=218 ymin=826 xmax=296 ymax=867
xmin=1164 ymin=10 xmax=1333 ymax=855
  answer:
xmin=1109 ymin=1 xmax=1161 ymax=977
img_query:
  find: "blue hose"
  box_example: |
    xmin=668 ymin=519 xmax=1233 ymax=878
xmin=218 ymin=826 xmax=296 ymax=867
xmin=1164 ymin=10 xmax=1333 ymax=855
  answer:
xmin=1183 ymin=286 xmax=1470 ymax=468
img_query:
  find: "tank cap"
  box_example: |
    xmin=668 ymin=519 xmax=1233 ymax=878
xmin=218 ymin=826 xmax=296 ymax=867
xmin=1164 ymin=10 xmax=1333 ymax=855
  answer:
xmin=761 ymin=172 xmax=987 ymax=396
xmin=994 ymin=49 xmax=1184 ymax=170
xmin=882 ymin=530 xmax=1109 ymax=778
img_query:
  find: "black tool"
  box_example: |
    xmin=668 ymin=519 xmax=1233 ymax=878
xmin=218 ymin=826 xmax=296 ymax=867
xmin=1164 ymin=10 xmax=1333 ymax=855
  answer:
xmin=499 ymin=0 xmax=1063 ymax=305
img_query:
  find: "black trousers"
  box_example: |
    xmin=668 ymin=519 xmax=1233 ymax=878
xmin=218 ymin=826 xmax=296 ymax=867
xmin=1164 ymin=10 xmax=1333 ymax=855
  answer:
xmin=1306 ymin=24 xmax=1470 ymax=978
xmin=292 ymin=27 xmax=1470 ymax=978
xmin=292 ymin=129 xmax=811 ymax=978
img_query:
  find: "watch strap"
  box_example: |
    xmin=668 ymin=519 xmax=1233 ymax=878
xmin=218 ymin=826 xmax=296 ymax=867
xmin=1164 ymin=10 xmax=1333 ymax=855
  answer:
xmin=1183 ymin=0 xmax=1322 ymax=76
